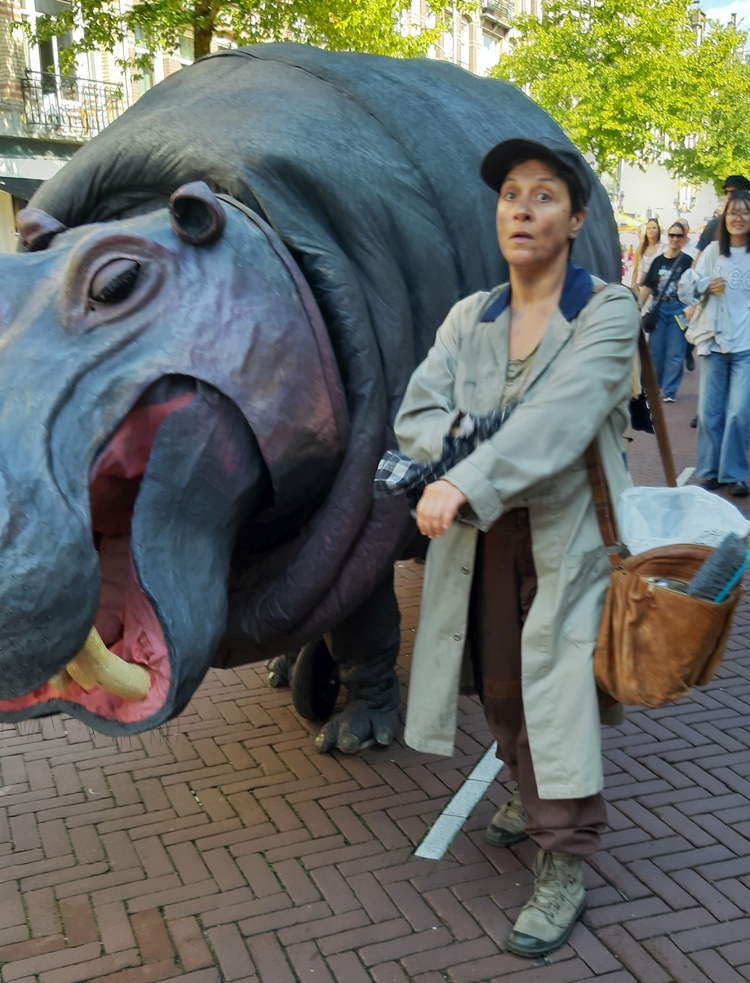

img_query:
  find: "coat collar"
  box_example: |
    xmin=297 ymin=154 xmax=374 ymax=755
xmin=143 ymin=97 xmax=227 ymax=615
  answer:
xmin=480 ymin=262 xmax=594 ymax=324
xmin=479 ymin=262 xmax=594 ymax=396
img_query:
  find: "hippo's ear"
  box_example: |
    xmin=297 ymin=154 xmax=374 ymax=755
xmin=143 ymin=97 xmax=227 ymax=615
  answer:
xmin=16 ymin=208 xmax=68 ymax=252
xmin=169 ymin=182 xmax=226 ymax=246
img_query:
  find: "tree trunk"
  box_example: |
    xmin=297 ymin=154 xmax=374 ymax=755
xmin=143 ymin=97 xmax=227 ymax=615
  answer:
xmin=193 ymin=1 xmax=215 ymax=59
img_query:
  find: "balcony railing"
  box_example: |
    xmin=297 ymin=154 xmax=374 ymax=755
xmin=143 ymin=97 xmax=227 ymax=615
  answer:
xmin=482 ymin=0 xmax=514 ymax=22
xmin=21 ymin=70 xmax=125 ymax=138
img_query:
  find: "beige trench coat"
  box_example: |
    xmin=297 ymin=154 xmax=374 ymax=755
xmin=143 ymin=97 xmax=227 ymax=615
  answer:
xmin=395 ymin=275 xmax=640 ymax=800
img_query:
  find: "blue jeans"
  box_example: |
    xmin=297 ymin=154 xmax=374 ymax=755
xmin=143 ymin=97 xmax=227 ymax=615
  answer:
xmin=696 ymin=349 xmax=750 ymax=483
xmin=648 ymin=301 xmax=686 ymax=400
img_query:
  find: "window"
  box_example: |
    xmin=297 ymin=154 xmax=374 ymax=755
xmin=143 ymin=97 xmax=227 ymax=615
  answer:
xmin=459 ymin=18 xmax=470 ymax=69
xmin=480 ymin=32 xmax=499 ymax=75
xmin=177 ymin=35 xmax=193 ymax=66
xmin=23 ymin=0 xmax=74 ymax=83
xmin=133 ymin=26 xmax=160 ymax=94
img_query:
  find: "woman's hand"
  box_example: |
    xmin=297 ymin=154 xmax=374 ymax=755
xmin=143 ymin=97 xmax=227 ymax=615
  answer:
xmin=706 ymin=277 xmax=727 ymax=295
xmin=416 ymin=480 xmax=467 ymax=539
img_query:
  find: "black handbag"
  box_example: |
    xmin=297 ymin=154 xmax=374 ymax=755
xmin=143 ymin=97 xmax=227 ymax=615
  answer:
xmin=641 ymin=305 xmax=660 ymax=333
xmin=629 ymin=390 xmax=654 ymax=433
xmin=641 ymin=256 xmax=682 ymax=333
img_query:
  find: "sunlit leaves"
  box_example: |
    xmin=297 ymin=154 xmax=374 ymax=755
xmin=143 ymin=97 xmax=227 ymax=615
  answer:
xmin=489 ymin=0 xmax=750 ymax=185
xmin=22 ymin=0 xmax=440 ymax=78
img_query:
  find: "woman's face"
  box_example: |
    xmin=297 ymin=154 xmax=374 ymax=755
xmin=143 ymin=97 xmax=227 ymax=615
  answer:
xmin=496 ymin=159 xmax=585 ymax=270
xmin=646 ymin=221 xmax=660 ymax=244
xmin=666 ymin=225 xmax=686 ymax=251
xmin=725 ymin=200 xmax=750 ymax=239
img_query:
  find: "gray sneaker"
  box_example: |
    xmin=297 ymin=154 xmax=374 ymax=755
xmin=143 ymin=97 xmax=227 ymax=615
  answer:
xmin=485 ymin=788 xmax=528 ymax=847
xmin=507 ymin=850 xmax=586 ymax=957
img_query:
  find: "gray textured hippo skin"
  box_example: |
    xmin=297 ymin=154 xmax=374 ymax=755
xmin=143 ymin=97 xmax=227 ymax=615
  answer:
xmin=0 ymin=43 xmax=620 ymax=750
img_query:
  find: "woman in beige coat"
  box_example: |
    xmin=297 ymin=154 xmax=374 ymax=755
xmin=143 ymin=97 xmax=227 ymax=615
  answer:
xmin=394 ymin=138 xmax=639 ymax=957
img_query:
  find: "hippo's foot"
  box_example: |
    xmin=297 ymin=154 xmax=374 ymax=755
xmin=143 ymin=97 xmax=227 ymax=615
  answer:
xmin=314 ymin=568 xmax=401 ymax=753
xmin=315 ymin=671 xmax=400 ymax=753
xmin=266 ymin=650 xmax=299 ymax=688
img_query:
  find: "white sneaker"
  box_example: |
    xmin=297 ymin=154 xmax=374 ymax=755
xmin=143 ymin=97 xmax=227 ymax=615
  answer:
xmin=507 ymin=851 xmax=586 ymax=957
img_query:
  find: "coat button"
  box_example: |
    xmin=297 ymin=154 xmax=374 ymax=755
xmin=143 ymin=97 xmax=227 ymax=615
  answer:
xmin=453 ymin=633 xmax=462 ymax=641
xmin=461 ymin=565 xmax=470 ymax=575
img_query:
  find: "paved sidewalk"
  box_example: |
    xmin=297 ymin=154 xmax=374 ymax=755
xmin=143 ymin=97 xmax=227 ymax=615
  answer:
xmin=1 ymin=368 xmax=750 ymax=983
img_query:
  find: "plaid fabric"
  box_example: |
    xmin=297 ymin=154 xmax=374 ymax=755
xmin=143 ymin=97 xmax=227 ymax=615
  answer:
xmin=374 ymin=402 xmax=516 ymax=508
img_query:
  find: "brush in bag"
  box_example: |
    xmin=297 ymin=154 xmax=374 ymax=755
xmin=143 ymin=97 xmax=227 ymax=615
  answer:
xmin=687 ymin=533 xmax=750 ymax=602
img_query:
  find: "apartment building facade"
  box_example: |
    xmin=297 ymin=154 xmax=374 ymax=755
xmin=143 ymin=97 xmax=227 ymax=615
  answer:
xmin=0 ymin=0 xmax=206 ymax=250
xmin=405 ymin=0 xmax=527 ymax=77
xmin=0 ymin=0 xmax=118 ymax=248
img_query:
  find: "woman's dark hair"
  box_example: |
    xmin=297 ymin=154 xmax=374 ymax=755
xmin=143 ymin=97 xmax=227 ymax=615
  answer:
xmin=719 ymin=191 xmax=750 ymax=256
xmin=555 ymin=165 xmax=586 ymax=215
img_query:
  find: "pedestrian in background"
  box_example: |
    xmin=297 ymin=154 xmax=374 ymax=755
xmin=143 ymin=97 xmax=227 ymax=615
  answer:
xmin=675 ymin=219 xmax=696 ymax=258
xmin=630 ymin=219 xmax=661 ymax=292
xmin=680 ymin=191 xmax=750 ymax=497
xmin=693 ymin=176 xmax=750 ymax=264
xmin=640 ymin=223 xmax=692 ymax=401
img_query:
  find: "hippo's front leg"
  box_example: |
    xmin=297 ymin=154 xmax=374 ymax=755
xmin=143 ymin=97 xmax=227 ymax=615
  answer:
xmin=315 ymin=570 xmax=401 ymax=754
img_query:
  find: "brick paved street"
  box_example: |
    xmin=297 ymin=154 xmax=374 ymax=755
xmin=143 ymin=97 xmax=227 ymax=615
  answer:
xmin=2 ymin=368 xmax=750 ymax=983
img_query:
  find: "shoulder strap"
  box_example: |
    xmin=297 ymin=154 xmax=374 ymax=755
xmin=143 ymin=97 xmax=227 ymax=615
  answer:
xmin=652 ymin=254 xmax=683 ymax=307
xmin=585 ymin=327 xmax=677 ymax=562
xmin=637 ymin=329 xmax=677 ymax=487
xmin=584 ymin=439 xmax=622 ymax=567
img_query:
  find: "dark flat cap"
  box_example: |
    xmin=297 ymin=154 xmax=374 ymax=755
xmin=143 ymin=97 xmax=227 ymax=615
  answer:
xmin=480 ymin=137 xmax=592 ymax=210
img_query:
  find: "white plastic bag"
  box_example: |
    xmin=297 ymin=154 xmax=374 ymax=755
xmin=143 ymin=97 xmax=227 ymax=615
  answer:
xmin=617 ymin=486 xmax=750 ymax=556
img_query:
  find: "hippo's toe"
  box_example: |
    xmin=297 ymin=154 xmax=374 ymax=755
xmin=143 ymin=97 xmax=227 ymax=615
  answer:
xmin=314 ymin=700 xmax=400 ymax=754
xmin=266 ymin=650 xmax=298 ymax=689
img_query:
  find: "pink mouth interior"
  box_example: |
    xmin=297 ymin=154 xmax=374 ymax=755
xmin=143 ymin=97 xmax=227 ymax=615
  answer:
xmin=0 ymin=394 xmax=193 ymax=722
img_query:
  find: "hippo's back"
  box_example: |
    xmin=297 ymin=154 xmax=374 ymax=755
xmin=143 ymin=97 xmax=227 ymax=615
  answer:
xmin=31 ymin=44 xmax=619 ymax=414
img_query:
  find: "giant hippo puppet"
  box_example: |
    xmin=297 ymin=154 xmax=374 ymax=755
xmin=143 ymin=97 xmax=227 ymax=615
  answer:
xmin=0 ymin=43 xmax=620 ymax=751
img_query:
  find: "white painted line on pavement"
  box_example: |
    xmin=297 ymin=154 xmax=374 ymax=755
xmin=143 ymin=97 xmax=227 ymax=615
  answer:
xmin=414 ymin=742 xmax=503 ymax=860
xmin=677 ymin=466 xmax=695 ymax=487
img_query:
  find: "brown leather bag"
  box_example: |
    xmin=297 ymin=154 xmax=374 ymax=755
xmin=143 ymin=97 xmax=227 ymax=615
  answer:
xmin=586 ymin=332 xmax=742 ymax=708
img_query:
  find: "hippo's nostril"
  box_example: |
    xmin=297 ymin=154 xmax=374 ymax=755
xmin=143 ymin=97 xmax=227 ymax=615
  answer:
xmin=169 ymin=182 xmax=226 ymax=245
xmin=16 ymin=208 xmax=67 ymax=252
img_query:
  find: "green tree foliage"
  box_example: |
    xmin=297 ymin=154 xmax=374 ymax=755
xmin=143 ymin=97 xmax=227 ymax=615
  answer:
xmin=22 ymin=0 xmax=439 ymax=77
xmin=489 ymin=0 xmax=750 ymax=186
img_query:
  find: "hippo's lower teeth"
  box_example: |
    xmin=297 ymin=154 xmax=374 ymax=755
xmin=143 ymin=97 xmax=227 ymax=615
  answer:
xmin=66 ymin=628 xmax=151 ymax=701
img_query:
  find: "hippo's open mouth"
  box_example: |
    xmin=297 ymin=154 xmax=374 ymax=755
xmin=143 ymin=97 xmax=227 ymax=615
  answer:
xmin=0 ymin=376 xmax=268 ymax=730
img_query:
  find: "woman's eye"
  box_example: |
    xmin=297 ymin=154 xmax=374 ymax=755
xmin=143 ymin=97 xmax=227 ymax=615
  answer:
xmin=89 ymin=259 xmax=141 ymax=304
xmin=537 ymin=193 xmax=551 ymax=202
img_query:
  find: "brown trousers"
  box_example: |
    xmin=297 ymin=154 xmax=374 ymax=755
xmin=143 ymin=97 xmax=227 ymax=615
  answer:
xmin=470 ymin=508 xmax=607 ymax=856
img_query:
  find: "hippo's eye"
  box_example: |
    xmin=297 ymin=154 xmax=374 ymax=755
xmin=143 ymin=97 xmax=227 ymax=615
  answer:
xmin=89 ymin=259 xmax=141 ymax=304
